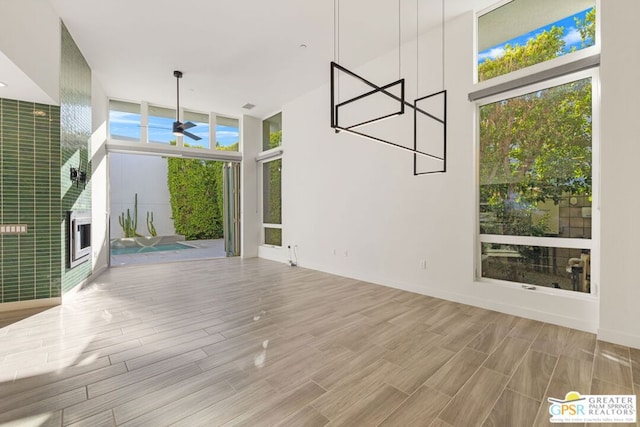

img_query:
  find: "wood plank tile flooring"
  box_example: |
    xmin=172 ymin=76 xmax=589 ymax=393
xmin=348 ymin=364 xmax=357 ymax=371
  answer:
xmin=0 ymin=258 xmax=637 ymax=426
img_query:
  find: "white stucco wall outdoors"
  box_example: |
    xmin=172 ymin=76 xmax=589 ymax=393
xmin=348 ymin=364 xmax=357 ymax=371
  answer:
xmin=109 ymin=153 xmax=175 ymax=239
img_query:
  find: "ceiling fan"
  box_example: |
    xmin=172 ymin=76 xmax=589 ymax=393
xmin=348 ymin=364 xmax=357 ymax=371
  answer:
xmin=172 ymin=70 xmax=201 ymax=141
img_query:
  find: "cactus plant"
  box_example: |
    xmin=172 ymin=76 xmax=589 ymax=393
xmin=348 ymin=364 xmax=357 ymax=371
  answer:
xmin=118 ymin=193 xmax=140 ymax=237
xmin=146 ymin=211 xmax=157 ymax=237
xmin=118 ymin=193 xmax=159 ymax=238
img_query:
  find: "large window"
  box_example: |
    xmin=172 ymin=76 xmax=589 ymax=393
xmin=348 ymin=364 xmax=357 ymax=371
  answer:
xmin=478 ymin=0 xmax=596 ymax=82
xmin=478 ymin=73 xmax=595 ymax=293
xmin=476 ymin=0 xmax=599 ymax=294
xmin=262 ymin=159 xmax=282 ymax=246
xmin=260 ymin=112 xmax=283 ymax=247
xmin=107 ymin=101 xmax=241 ymax=155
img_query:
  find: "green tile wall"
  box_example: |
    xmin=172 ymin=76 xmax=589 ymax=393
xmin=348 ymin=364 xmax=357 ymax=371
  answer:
xmin=0 ymin=22 xmax=94 ymax=304
xmin=60 ymin=22 xmax=92 ymax=294
xmin=0 ymin=99 xmax=62 ymax=302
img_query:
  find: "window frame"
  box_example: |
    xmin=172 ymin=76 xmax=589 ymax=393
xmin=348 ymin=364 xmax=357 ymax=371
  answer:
xmin=257 ymin=111 xmax=284 ymax=248
xmin=214 ymin=115 xmax=241 ymax=152
xmin=106 ymin=98 xmax=242 ymax=161
xmin=147 ymin=103 xmax=177 ymax=145
xmin=258 ymin=155 xmax=283 ymax=248
xmin=474 ymin=67 xmax=600 ymax=297
xmin=262 ymin=112 xmax=282 ymax=151
xmin=474 ymin=0 xmax=600 ymax=86
xmin=108 ymin=100 xmax=142 ymax=142
xmin=182 ymin=109 xmax=212 ymax=149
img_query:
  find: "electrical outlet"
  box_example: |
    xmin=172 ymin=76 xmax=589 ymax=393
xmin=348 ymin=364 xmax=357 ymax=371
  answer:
xmin=344 ymin=250 xmax=349 ymax=257
xmin=420 ymin=260 xmax=427 ymax=269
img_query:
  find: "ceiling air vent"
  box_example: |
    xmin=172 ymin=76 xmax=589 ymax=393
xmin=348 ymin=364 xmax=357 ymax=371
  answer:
xmin=242 ymin=103 xmax=256 ymax=110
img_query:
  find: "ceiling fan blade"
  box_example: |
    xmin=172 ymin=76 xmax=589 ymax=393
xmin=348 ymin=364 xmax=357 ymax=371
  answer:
xmin=173 ymin=121 xmax=184 ymax=132
xmin=182 ymin=130 xmax=202 ymax=141
xmin=146 ymin=125 xmax=173 ymax=130
xmin=181 ymin=121 xmax=196 ymax=130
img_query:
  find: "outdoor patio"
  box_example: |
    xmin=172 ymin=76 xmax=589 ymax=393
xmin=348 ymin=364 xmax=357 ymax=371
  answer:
xmin=110 ymin=239 xmax=227 ymax=267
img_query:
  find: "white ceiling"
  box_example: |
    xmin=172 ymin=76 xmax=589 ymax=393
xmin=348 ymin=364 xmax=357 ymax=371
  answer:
xmin=38 ymin=0 xmax=495 ymax=119
xmin=0 ymin=50 xmax=56 ymax=105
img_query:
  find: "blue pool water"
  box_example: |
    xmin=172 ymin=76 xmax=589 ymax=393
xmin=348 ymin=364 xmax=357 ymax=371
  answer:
xmin=111 ymin=243 xmax=194 ymax=256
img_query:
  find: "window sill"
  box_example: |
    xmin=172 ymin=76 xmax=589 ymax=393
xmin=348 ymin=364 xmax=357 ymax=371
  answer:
xmin=475 ymin=277 xmax=598 ymax=300
xmin=256 ymin=147 xmax=283 ymax=162
xmin=470 ymin=47 xmax=600 ymax=102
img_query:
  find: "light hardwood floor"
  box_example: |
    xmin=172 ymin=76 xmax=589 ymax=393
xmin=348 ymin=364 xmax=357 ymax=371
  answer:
xmin=0 ymin=258 xmax=637 ymax=426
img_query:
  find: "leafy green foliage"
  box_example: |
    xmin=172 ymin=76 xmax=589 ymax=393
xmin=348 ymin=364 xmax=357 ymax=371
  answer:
xmin=167 ymin=142 xmax=238 ymax=240
xmin=264 ymin=228 xmax=282 ymax=246
xmin=479 ymin=14 xmax=594 ymax=236
xmin=263 ymin=130 xmax=282 ymax=245
xmin=269 ymin=130 xmax=282 ymax=149
xmin=263 ymin=158 xmax=282 ymax=226
xmin=478 ymin=8 xmax=596 ymax=82
xmin=575 ymin=8 xmax=596 ymax=49
xmin=479 ymin=26 xmax=566 ymax=82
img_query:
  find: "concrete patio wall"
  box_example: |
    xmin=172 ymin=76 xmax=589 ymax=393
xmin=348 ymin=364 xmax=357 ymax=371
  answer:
xmin=109 ymin=153 xmax=175 ymax=238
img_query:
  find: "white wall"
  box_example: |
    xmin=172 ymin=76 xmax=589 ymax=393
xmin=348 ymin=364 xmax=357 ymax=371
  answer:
xmin=0 ymin=0 xmax=60 ymax=104
xmin=270 ymin=11 xmax=600 ymax=333
xmin=91 ymin=73 xmax=109 ymax=272
xmin=109 ymin=153 xmax=175 ymax=238
xmin=598 ymin=0 xmax=640 ymax=348
xmin=241 ymin=115 xmax=261 ymax=258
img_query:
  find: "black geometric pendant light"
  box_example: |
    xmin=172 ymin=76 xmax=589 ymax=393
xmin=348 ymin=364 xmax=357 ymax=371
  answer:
xmin=329 ymin=0 xmax=447 ymax=175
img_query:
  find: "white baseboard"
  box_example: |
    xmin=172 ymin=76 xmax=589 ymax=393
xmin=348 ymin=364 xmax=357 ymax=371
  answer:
xmin=597 ymin=328 xmax=640 ymax=350
xmin=258 ymin=246 xmax=289 ymax=264
xmin=291 ymin=260 xmax=598 ymax=334
xmin=0 ymin=297 xmax=61 ymax=313
xmin=399 ymin=281 xmax=597 ymax=333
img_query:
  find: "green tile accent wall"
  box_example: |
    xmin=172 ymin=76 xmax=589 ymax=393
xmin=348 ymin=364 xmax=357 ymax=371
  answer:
xmin=0 ymin=99 xmax=62 ymax=302
xmin=60 ymin=23 xmax=92 ymax=294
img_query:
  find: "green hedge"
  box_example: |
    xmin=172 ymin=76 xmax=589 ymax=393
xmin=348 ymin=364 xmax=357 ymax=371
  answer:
xmin=167 ymin=143 xmax=237 ymax=240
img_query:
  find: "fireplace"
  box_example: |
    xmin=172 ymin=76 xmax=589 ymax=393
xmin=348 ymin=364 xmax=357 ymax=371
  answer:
xmin=69 ymin=211 xmax=91 ymax=268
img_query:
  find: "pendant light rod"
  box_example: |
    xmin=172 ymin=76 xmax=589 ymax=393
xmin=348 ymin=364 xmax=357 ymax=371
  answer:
xmin=333 ymin=0 xmax=340 ymax=62
xmin=398 ymin=0 xmax=401 ymax=79
xmin=441 ymin=0 xmax=445 ymax=89
xmin=174 ymin=70 xmax=182 ymax=122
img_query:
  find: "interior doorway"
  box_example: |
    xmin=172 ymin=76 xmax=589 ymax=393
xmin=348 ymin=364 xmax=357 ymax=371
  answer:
xmin=108 ymin=152 xmax=240 ymax=267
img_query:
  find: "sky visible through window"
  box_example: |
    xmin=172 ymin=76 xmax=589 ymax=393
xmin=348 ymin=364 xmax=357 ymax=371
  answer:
xmin=109 ymin=111 xmax=141 ymax=141
xmin=109 ymin=111 xmax=240 ymax=148
xmin=478 ymin=7 xmax=594 ymax=64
